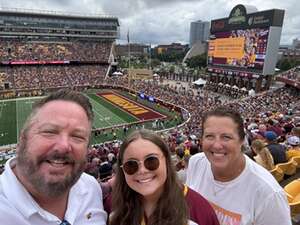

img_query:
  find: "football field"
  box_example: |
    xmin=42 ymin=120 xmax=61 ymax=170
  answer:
xmin=0 ymin=90 xmax=167 ymax=146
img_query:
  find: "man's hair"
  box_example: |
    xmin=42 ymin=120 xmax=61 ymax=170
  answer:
xmin=202 ymin=106 xmax=245 ymax=141
xmin=22 ymin=89 xmax=94 ymax=134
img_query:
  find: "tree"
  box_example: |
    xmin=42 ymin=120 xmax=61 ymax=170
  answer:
xmin=276 ymin=58 xmax=300 ymax=71
xmin=277 ymin=58 xmax=291 ymax=71
xmin=151 ymin=58 xmax=161 ymax=67
xmin=186 ymin=53 xmax=207 ymax=68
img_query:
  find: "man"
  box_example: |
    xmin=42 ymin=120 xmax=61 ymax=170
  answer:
xmin=264 ymin=130 xmax=287 ymax=164
xmin=0 ymin=89 xmax=107 ymax=225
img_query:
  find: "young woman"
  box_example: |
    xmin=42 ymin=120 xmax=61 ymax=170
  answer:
xmin=251 ymin=139 xmax=275 ymax=170
xmin=186 ymin=106 xmax=291 ymax=225
xmin=110 ymin=129 xmax=219 ymax=225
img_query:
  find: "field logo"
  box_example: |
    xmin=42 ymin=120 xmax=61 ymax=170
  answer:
xmin=102 ymin=94 xmax=149 ymax=115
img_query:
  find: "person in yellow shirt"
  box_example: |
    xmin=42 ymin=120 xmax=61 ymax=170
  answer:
xmin=286 ymin=136 xmax=300 ymax=160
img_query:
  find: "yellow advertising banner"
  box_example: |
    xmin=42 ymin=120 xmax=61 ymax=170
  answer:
xmin=128 ymin=69 xmax=153 ymax=80
xmin=208 ymin=37 xmax=245 ymax=59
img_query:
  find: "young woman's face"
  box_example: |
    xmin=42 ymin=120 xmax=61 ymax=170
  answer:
xmin=122 ymin=138 xmax=167 ymax=202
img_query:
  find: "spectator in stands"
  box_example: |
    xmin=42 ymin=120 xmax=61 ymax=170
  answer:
xmin=291 ymin=126 xmax=300 ymax=138
xmin=186 ymin=106 xmax=291 ymax=225
xmin=286 ymin=136 xmax=300 ymax=160
xmin=251 ymin=139 xmax=275 ymax=170
xmin=264 ymin=131 xmax=287 ymax=164
xmin=99 ymin=157 xmax=113 ymax=181
xmin=110 ymin=129 xmax=219 ymax=225
xmin=0 ymin=90 xmax=107 ymax=225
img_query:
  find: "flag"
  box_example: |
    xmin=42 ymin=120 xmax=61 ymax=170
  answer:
xmin=127 ymin=29 xmax=130 ymax=43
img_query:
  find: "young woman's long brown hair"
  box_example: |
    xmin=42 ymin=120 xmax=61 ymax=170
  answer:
xmin=110 ymin=129 xmax=188 ymax=225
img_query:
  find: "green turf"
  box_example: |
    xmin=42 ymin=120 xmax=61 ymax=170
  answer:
xmin=0 ymin=100 xmax=17 ymax=145
xmin=0 ymin=93 xmax=141 ymax=146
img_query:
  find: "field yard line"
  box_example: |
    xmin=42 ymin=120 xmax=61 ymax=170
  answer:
xmin=86 ymin=95 xmax=115 ymax=127
xmin=111 ymin=91 xmax=167 ymax=118
xmin=0 ymin=96 xmax=42 ymax=102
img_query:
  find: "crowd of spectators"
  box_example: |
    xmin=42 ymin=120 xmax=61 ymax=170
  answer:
xmin=204 ymin=81 xmax=249 ymax=98
xmin=278 ymin=67 xmax=300 ymax=82
xmin=0 ymin=40 xmax=112 ymax=62
xmin=1 ymin=65 xmax=108 ymax=90
xmin=0 ymin=40 xmax=114 ymax=92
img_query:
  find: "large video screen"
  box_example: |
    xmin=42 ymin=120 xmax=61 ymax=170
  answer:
xmin=208 ymin=28 xmax=269 ymax=72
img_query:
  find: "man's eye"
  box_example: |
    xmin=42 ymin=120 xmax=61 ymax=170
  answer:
xmin=223 ymin=136 xmax=232 ymax=140
xmin=72 ymin=135 xmax=86 ymax=142
xmin=204 ymin=135 xmax=214 ymax=139
xmin=43 ymin=130 xmax=56 ymax=134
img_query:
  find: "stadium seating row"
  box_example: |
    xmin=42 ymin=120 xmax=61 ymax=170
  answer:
xmin=270 ymin=156 xmax=300 ymax=182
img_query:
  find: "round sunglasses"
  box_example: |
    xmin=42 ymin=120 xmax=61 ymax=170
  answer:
xmin=121 ymin=155 xmax=162 ymax=175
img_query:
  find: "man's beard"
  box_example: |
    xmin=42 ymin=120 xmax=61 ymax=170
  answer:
xmin=17 ymin=138 xmax=87 ymax=198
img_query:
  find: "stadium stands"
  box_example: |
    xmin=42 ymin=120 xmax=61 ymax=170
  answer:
xmin=0 ymin=40 xmax=112 ymax=62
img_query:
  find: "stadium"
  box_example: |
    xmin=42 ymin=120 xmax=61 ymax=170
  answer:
xmin=0 ymin=9 xmax=187 ymax=149
xmin=0 ymin=5 xmax=300 ymax=224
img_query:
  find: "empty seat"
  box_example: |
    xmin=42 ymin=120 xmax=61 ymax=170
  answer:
xmin=284 ymin=179 xmax=300 ymax=217
xmin=277 ymin=160 xmax=297 ymax=176
xmin=269 ymin=165 xmax=284 ymax=183
xmin=291 ymin=156 xmax=300 ymax=169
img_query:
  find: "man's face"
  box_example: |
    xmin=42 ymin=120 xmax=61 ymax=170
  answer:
xmin=16 ymin=100 xmax=91 ymax=197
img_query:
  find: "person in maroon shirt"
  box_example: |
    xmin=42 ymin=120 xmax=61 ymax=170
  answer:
xmin=109 ymin=129 xmax=219 ymax=225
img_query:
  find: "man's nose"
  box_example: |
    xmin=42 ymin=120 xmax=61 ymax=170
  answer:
xmin=55 ymin=134 xmax=72 ymax=153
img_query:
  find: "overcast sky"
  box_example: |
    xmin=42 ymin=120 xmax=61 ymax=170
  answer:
xmin=0 ymin=0 xmax=299 ymax=45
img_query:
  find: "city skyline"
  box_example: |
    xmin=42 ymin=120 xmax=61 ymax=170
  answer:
xmin=0 ymin=0 xmax=299 ymax=45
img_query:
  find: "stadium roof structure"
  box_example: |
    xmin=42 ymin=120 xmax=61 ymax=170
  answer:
xmin=0 ymin=7 xmax=120 ymax=40
xmin=0 ymin=7 xmax=119 ymax=25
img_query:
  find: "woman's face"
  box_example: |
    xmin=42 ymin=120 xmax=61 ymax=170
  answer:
xmin=202 ymin=116 xmax=244 ymax=176
xmin=122 ymin=138 xmax=167 ymax=202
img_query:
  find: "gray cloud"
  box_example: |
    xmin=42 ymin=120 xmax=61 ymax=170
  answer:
xmin=0 ymin=0 xmax=298 ymax=45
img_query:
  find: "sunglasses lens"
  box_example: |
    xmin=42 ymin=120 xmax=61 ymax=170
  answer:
xmin=122 ymin=156 xmax=160 ymax=175
xmin=144 ymin=156 xmax=160 ymax=171
xmin=123 ymin=160 xmax=139 ymax=175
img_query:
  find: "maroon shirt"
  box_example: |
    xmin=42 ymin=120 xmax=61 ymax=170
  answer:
xmin=185 ymin=186 xmax=220 ymax=225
